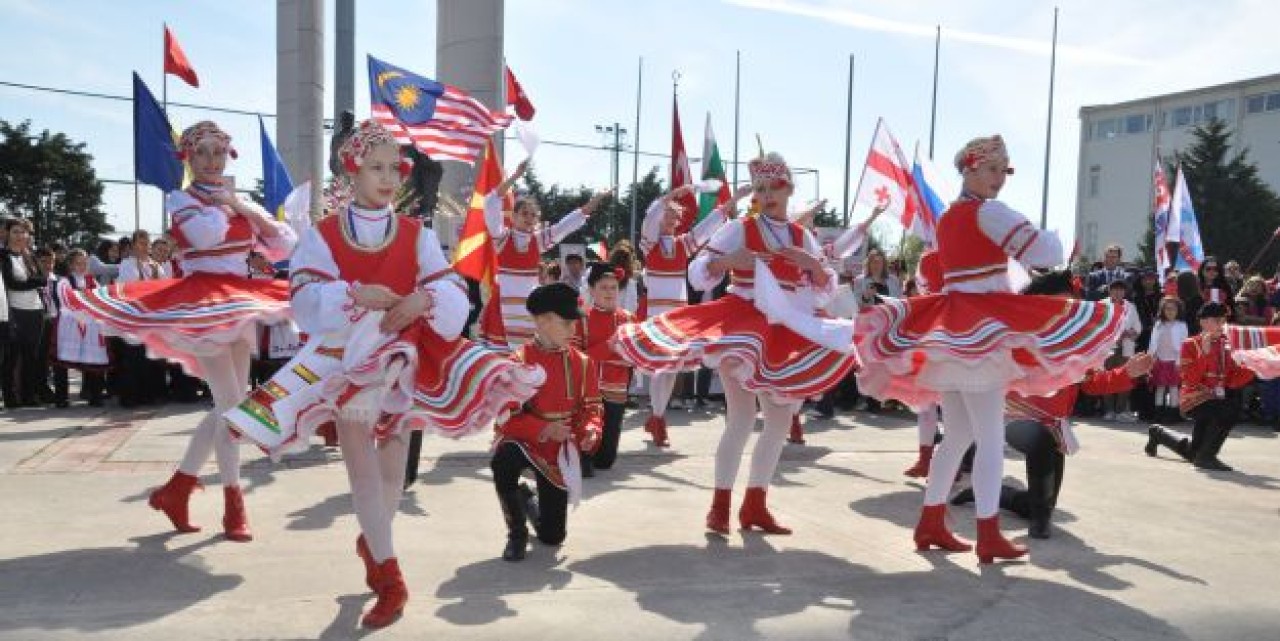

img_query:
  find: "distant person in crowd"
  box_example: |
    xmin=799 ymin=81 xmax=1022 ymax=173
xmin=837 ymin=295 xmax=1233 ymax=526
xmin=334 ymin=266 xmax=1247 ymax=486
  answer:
xmin=1224 ymin=260 xmax=1245 ymax=294
xmin=1131 ymin=269 xmax=1164 ymax=420
xmin=852 ymin=248 xmax=902 ymax=311
xmin=561 ymin=253 xmax=586 ymax=291
xmin=1176 ymin=270 xmax=1204 ymax=335
xmin=50 ymin=249 xmax=108 ymax=407
xmin=1149 ymin=297 xmax=1188 ymax=423
xmin=537 ymin=260 xmax=561 ymax=287
xmin=1234 ymin=276 xmax=1272 ymax=326
xmin=1085 ymin=243 xmax=1129 ymax=301
xmin=1198 ymin=256 xmax=1234 ymax=310
xmin=90 ymin=239 xmax=120 ymax=284
xmin=1101 ymin=280 xmax=1142 ymax=422
xmin=1 ymin=218 xmax=49 ymax=408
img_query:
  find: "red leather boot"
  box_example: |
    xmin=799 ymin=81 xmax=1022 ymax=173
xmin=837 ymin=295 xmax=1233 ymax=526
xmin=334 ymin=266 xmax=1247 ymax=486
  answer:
xmin=705 ymin=488 xmax=732 ymax=535
xmin=316 ymin=422 xmax=339 ymax=447
xmin=362 ymin=558 xmax=409 ymax=628
xmin=913 ymin=503 xmax=972 ymax=552
xmin=356 ymin=535 xmax=377 ymax=590
xmin=148 ymin=471 xmax=202 ymax=533
xmin=975 ymin=515 xmax=1028 ymax=564
xmin=738 ymin=487 xmax=792 ymax=535
xmin=645 ymin=415 xmax=670 ymax=447
xmin=903 ymin=445 xmax=934 ymax=478
xmin=788 ymin=414 xmax=805 ymax=444
xmin=222 ymin=486 xmax=253 ymax=542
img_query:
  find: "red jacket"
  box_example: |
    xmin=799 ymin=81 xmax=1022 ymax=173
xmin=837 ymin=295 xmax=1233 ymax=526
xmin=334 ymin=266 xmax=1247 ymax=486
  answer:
xmin=1179 ymin=334 xmax=1254 ymax=414
xmin=574 ymin=305 xmax=635 ymax=404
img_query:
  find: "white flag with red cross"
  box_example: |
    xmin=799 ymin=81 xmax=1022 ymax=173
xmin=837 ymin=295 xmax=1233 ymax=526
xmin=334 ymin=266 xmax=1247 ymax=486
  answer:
xmin=854 ymin=118 xmax=923 ymax=243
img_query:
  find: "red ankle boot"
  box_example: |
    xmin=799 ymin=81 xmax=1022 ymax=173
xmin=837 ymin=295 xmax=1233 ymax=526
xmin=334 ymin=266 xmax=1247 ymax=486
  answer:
xmin=706 ymin=488 xmax=732 ymax=535
xmin=316 ymin=422 xmax=339 ymax=447
xmin=362 ymin=558 xmax=408 ymax=628
xmin=356 ymin=535 xmax=377 ymax=590
xmin=148 ymin=471 xmax=202 ymax=533
xmin=645 ymin=415 xmax=670 ymax=447
xmin=738 ymin=487 xmax=792 ymax=534
xmin=788 ymin=414 xmax=805 ymax=444
xmin=913 ymin=504 xmax=972 ymax=552
xmin=975 ymin=515 xmax=1027 ymax=564
xmin=903 ymin=445 xmax=934 ymax=478
xmin=222 ymin=486 xmax=253 ymax=542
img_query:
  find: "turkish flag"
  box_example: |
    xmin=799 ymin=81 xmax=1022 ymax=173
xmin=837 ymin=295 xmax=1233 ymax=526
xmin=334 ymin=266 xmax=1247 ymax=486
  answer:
xmin=504 ymin=66 xmax=535 ymax=121
xmin=164 ymin=25 xmax=200 ymax=88
xmin=670 ymin=95 xmax=698 ymax=233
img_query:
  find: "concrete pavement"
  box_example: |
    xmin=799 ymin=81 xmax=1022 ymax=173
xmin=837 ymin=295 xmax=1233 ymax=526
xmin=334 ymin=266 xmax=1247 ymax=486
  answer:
xmin=2 ymin=400 xmax=1279 ymax=640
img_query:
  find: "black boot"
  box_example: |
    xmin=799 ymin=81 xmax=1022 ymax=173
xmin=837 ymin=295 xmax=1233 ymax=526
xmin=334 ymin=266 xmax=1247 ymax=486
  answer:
xmin=580 ymin=452 xmax=595 ymax=479
xmin=949 ymin=485 xmax=1019 ymax=511
xmin=1028 ymin=504 xmax=1053 ymax=540
xmin=1193 ymin=424 xmax=1234 ymax=472
xmin=1146 ymin=425 xmax=1190 ymax=459
xmin=497 ymin=488 xmax=529 ymax=562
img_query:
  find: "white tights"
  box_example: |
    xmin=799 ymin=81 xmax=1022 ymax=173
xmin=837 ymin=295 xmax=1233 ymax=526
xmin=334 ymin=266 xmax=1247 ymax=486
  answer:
xmin=650 ymin=371 xmax=677 ymax=418
xmin=338 ymin=386 xmax=409 ymax=563
xmin=916 ymin=402 xmax=940 ymax=446
xmin=924 ymin=389 xmax=1006 ymax=518
xmin=177 ymin=340 xmax=252 ymax=487
xmin=714 ymin=367 xmax=801 ymax=489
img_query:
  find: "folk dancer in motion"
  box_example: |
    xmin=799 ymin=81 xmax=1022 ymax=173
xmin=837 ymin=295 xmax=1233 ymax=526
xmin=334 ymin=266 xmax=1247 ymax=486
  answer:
xmin=62 ymin=120 xmax=297 ymax=543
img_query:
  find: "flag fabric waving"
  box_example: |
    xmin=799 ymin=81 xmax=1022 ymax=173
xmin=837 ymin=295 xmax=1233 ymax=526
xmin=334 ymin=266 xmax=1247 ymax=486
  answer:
xmin=454 ymin=139 xmax=503 ymax=286
xmin=855 ymin=119 xmax=921 ymax=242
xmin=504 ymin=65 xmax=536 ymax=121
xmin=909 ymin=143 xmax=954 ymax=248
xmin=259 ymin=116 xmax=294 ymax=220
xmin=133 ymin=72 xmax=183 ymax=192
xmin=368 ymin=55 xmax=513 ymax=165
xmin=1152 ymin=160 xmax=1174 ymax=275
xmin=698 ymin=113 xmax=732 ymax=223
xmin=670 ymin=95 xmax=698 ymax=233
xmin=1170 ymin=166 xmax=1205 ymax=271
xmin=163 ymin=25 xmax=200 ymax=88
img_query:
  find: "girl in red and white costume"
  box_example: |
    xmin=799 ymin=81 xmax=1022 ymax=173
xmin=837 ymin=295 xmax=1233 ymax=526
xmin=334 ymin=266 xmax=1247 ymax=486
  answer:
xmin=614 ymin=152 xmax=858 ymax=535
xmin=637 ymin=183 xmax=735 ymax=446
xmin=903 ymin=250 xmax=944 ymax=478
xmin=63 ymin=120 xmax=296 ymax=542
xmin=855 ymin=136 xmax=1126 ymax=563
xmin=478 ymin=160 xmax=610 ymax=348
xmin=251 ymin=121 xmax=540 ymax=627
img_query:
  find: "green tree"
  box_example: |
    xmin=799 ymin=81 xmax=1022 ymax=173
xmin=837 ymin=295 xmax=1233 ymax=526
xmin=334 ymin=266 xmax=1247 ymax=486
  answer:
xmin=1175 ymin=119 xmax=1280 ymax=272
xmin=0 ymin=120 xmax=112 ymax=247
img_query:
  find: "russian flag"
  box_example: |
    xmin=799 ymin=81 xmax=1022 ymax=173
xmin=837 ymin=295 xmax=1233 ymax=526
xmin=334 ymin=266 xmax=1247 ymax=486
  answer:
xmin=909 ymin=143 xmax=956 ymax=248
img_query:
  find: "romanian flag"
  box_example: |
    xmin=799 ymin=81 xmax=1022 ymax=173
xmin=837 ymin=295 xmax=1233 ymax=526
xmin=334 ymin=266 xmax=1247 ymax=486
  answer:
xmin=259 ymin=116 xmax=294 ymax=220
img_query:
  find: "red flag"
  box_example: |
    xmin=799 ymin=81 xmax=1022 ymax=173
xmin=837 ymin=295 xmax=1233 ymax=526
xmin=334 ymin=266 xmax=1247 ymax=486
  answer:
xmin=454 ymin=140 xmax=507 ymax=345
xmin=670 ymin=95 xmax=698 ymax=233
xmin=505 ymin=66 xmax=536 ymax=121
xmin=163 ymin=25 xmax=200 ymax=88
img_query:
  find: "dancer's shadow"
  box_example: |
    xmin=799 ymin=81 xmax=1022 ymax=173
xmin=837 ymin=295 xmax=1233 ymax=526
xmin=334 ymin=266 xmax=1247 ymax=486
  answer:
xmin=773 ymin=445 xmax=894 ymax=488
xmin=415 ymin=452 xmax=495 ymax=489
xmin=570 ymin=536 xmax=1188 ymax=640
xmin=433 ymin=554 xmax=572 ymax=625
xmin=1028 ymin=527 xmax=1206 ymax=591
xmin=582 ymin=450 xmax=702 ymax=499
xmin=0 ymin=533 xmax=239 ymax=634
xmin=286 ymin=492 xmax=352 ymax=531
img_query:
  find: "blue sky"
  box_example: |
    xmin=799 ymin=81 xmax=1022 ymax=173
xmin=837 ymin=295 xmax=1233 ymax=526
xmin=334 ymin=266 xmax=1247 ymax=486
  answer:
xmin=3 ymin=0 xmax=1279 ymax=250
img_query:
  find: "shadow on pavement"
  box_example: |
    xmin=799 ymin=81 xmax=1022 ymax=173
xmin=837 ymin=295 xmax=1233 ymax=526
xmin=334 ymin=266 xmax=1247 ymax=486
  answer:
xmin=434 ymin=554 xmax=572 ymax=625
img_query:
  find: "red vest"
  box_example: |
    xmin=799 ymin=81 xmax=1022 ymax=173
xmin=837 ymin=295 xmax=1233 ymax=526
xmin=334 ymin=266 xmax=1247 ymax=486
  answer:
xmin=935 ymin=199 xmax=1008 ymax=289
xmin=495 ymin=230 xmax=543 ymax=279
xmin=645 ymin=236 xmax=691 ymax=280
xmin=576 ymin=306 xmax=634 ymax=403
xmin=317 ymin=214 xmax=422 ymax=295
xmin=171 ymin=188 xmax=255 ymax=260
xmin=730 ymin=217 xmax=805 ymax=290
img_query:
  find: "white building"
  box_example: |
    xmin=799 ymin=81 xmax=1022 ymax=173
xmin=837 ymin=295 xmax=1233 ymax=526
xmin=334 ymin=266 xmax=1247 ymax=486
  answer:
xmin=1076 ymin=72 xmax=1280 ymax=263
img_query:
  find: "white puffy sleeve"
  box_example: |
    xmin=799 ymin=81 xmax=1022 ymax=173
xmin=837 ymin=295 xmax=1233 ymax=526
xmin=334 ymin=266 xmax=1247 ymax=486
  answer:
xmin=416 ymin=228 xmax=469 ymax=341
xmin=688 ymin=218 xmax=744 ymax=292
xmin=801 ymin=227 xmax=838 ymax=304
xmin=117 ymin=258 xmax=141 ymax=284
xmin=830 ymin=223 xmax=868 ymax=261
xmin=537 ymin=209 xmax=587 ymax=249
xmin=639 ymin=199 xmax=664 ymax=254
xmin=977 ymin=200 xmax=1063 ymax=268
xmin=250 ymin=210 xmax=298 ymax=262
xmin=484 ymin=191 xmax=510 ymax=243
xmin=688 ymin=206 xmax=728 ymax=248
xmin=288 ymin=227 xmax=353 ymax=336
xmin=167 ymin=190 xmax=229 ymax=251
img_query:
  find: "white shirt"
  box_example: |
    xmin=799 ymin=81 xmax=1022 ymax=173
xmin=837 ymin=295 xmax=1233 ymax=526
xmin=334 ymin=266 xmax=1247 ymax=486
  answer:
xmin=1150 ymin=319 xmax=1188 ymax=361
xmin=289 ymin=205 xmax=467 ymax=340
xmin=688 ymin=216 xmax=837 ymax=307
xmin=118 ymin=256 xmax=166 ymax=283
xmin=1114 ymin=299 xmax=1143 ymax=357
xmin=943 ymin=199 xmax=1064 ymax=294
xmin=166 ymin=190 xmax=296 ymax=276
xmin=6 ymin=255 xmax=42 ymax=311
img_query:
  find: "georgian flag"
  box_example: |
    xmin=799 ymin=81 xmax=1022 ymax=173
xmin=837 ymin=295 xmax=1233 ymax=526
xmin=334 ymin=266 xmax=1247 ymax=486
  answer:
xmin=855 ymin=119 xmax=924 ymax=244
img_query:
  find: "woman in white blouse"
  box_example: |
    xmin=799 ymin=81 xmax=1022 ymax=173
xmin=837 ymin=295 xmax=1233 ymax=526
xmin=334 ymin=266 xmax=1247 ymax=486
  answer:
xmin=0 ymin=219 xmax=48 ymax=408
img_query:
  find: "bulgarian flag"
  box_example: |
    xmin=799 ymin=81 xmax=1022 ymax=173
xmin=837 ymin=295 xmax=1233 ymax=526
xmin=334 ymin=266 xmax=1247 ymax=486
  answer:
xmin=698 ymin=113 xmax=731 ymax=222
xmin=588 ymin=238 xmax=609 ymax=261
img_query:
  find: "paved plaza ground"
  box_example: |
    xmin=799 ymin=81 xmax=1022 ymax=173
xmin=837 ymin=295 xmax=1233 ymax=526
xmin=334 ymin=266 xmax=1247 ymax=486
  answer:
xmin=2 ymin=399 xmax=1279 ymax=640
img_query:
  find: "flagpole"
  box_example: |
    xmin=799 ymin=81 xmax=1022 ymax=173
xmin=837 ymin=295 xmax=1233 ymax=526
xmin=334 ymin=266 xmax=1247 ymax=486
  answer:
xmin=161 ymin=22 xmax=169 ymax=232
xmin=849 ymin=119 xmax=880 ymax=238
xmin=1039 ymin=7 xmax=1059 ymax=230
xmin=842 ymin=54 xmax=855 ymax=228
xmin=732 ymin=50 xmax=741 ymax=186
xmin=630 ymin=57 xmax=642 ymax=248
xmin=928 ymin=25 xmax=940 ymax=160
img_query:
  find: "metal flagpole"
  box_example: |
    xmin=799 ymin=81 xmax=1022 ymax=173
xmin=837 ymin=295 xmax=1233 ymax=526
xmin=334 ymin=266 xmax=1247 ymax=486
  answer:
xmin=732 ymin=50 xmax=741 ymax=186
xmin=842 ymin=54 xmax=854 ymax=228
xmin=929 ymin=25 xmax=940 ymax=160
xmin=630 ymin=57 xmax=642 ymax=248
xmin=161 ymin=22 xmax=169 ymax=232
xmin=1039 ymin=7 xmax=1059 ymax=230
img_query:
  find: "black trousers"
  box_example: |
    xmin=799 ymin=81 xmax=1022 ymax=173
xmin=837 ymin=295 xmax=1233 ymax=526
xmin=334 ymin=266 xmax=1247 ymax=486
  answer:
xmin=114 ymin=342 xmax=153 ymax=407
xmin=52 ymin=367 xmax=106 ymax=404
xmin=695 ymin=367 xmax=713 ymax=400
xmin=4 ymin=308 xmax=47 ymax=406
xmin=1186 ymin=398 xmax=1238 ymax=460
xmin=816 ymin=370 xmax=860 ymax=415
xmin=491 ymin=442 xmax=568 ymax=545
xmin=1004 ymin=420 xmax=1066 ymax=520
xmin=591 ymin=401 xmax=627 ymax=470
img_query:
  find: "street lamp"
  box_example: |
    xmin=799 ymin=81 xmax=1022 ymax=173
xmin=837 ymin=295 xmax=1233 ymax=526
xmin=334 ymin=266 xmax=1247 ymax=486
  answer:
xmin=594 ymin=123 xmax=630 ymax=237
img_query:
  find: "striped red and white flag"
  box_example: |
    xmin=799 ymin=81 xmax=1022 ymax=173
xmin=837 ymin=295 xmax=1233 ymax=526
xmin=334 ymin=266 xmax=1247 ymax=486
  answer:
xmin=855 ymin=118 xmax=920 ymax=238
xmin=369 ymin=56 xmax=513 ymax=165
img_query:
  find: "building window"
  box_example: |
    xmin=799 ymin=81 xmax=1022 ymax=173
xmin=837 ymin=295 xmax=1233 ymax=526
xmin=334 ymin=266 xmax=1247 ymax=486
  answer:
xmin=1094 ymin=118 xmax=1119 ymax=139
xmin=1124 ymin=114 xmax=1150 ymax=134
xmin=1088 ymin=165 xmax=1100 ymax=198
xmin=1267 ymin=92 xmax=1280 ymax=112
xmin=1247 ymin=95 xmax=1265 ymax=114
xmin=1172 ymin=106 xmax=1192 ymax=127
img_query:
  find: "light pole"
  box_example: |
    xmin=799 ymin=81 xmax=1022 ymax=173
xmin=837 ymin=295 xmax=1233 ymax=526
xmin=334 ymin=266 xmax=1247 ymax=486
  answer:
xmin=595 ymin=123 xmax=629 ymax=238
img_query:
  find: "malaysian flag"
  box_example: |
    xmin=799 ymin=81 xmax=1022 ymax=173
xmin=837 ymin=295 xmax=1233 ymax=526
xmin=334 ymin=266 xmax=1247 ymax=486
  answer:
xmin=368 ymin=55 xmax=513 ymax=165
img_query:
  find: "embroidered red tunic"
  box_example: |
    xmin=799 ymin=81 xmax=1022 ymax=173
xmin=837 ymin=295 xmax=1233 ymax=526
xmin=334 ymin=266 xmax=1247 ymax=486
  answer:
xmin=575 ymin=305 xmax=635 ymax=404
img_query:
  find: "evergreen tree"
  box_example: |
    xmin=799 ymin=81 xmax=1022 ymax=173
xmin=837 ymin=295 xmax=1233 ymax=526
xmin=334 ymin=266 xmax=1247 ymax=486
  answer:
xmin=0 ymin=120 xmax=112 ymax=247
